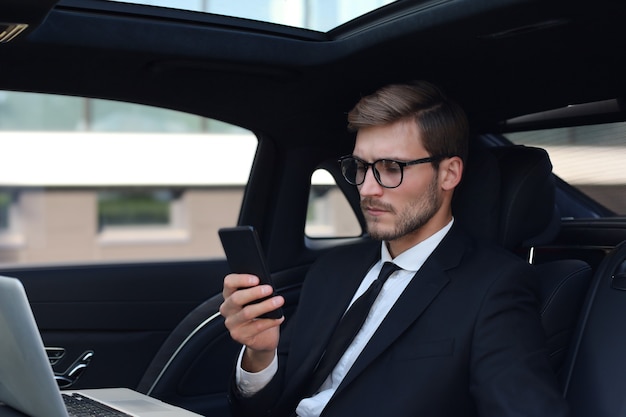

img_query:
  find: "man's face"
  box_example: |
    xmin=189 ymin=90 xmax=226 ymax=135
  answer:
xmin=353 ymin=119 xmax=443 ymax=246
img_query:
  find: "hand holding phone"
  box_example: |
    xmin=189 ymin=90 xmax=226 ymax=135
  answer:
xmin=218 ymin=226 xmax=283 ymax=319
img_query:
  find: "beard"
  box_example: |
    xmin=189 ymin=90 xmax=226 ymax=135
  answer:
xmin=361 ymin=173 xmax=441 ymax=242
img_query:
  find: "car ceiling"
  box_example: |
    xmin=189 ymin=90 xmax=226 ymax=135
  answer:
xmin=0 ymin=0 xmax=625 ymax=148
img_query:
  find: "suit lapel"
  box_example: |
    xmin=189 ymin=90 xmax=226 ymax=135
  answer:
xmin=285 ymin=242 xmax=380 ymax=389
xmin=335 ymin=227 xmax=468 ymax=392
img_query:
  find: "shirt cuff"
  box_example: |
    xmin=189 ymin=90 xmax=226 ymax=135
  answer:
xmin=235 ymin=346 xmax=278 ymax=397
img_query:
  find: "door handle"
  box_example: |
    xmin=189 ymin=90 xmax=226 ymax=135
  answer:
xmin=54 ymin=350 xmax=94 ymax=388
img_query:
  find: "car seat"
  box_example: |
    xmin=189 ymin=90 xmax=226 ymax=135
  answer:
xmin=560 ymin=240 xmax=626 ymax=417
xmin=454 ymin=144 xmax=592 ymax=376
xmin=135 ymin=273 xmax=302 ymax=416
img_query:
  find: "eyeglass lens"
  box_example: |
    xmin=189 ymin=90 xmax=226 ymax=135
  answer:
xmin=341 ymin=158 xmax=403 ymax=188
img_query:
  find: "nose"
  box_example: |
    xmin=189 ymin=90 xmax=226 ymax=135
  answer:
xmin=358 ymin=166 xmax=383 ymax=196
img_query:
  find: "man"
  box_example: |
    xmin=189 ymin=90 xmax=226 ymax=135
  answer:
xmin=220 ymin=80 xmax=569 ymax=416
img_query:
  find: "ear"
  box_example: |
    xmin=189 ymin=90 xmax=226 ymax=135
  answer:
xmin=439 ymin=156 xmax=463 ymax=191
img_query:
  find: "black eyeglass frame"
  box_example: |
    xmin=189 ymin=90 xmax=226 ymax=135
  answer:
xmin=338 ymin=154 xmax=447 ymax=189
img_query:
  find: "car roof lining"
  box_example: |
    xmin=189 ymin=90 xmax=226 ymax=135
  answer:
xmin=1 ymin=0 xmax=624 ymax=141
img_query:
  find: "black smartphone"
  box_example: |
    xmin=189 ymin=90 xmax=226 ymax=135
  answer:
xmin=218 ymin=225 xmax=283 ymax=319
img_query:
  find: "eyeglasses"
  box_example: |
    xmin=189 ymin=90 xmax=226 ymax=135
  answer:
xmin=338 ymin=154 xmax=445 ymax=189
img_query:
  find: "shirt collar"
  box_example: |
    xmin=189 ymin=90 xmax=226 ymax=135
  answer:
xmin=380 ymin=218 xmax=454 ymax=273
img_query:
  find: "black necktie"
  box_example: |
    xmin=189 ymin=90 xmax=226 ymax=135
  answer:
xmin=306 ymin=261 xmax=400 ymax=396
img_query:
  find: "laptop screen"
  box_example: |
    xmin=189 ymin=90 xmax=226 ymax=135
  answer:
xmin=0 ymin=275 xmax=69 ymax=417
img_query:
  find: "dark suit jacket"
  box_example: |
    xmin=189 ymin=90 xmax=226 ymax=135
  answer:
xmin=229 ymin=224 xmax=570 ymax=417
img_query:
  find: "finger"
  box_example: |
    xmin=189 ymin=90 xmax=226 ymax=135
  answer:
xmin=223 ymin=273 xmax=259 ymax=298
xmin=235 ymin=311 xmax=285 ymax=337
xmin=231 ymin=284 xmax=275 ymax=309
xmin=220 ymin=284 xmax=276 ymax=319
xmin=239 ymin=294 xmax=285 ymax=321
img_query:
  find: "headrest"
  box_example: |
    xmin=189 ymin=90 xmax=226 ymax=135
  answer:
xmin=453 ymin=144 xmax=559 ymax=251
xmin=492 ymin=146 xmax=558 ymax=250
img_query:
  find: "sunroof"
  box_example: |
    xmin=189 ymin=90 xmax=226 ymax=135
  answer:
xmin=106 ymin=0 xmax=397 ymax=32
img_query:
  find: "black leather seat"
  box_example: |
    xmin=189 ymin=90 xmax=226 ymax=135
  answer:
xmin=136 ymin=292 xmax=237 ymax=415
xmin=454 ymin=144 xmax=592 ymax=375
xmin=494 ymin=146 xmax=592 ymax=374
xmin=135 ymin=278 xmax=301 ymax=416
xmin=561 ymin=240 xmax=626 ymax=417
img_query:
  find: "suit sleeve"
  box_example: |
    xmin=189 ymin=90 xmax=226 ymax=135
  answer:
xmin=228 ymin=335 xmax=292 ymax=416
xmin=469 ymin=260 xmax=570 ymax=417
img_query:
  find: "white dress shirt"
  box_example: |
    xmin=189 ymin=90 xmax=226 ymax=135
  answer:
xmin=236 ymin=220 xmax=453 ymax=417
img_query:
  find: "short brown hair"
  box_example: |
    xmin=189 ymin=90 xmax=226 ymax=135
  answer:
xmin=347 ymin=80 xmax=468 ymax=162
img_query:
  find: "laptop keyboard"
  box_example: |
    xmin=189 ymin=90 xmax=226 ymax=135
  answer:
xmin=62 ymin=393 xmax=133 ymax=417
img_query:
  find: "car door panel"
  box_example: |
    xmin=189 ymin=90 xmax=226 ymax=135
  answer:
xmin=0 ymin=260 xmax=231 ymax=389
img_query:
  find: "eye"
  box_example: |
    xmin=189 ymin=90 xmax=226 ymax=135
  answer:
xmin=354 ymin=160 xmax=368 ymax=172
xmin=378 ymin=160 xmax=401 ymax=174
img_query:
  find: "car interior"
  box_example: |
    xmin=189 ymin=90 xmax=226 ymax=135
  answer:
xmin=1 ymin=0 xmax=625 ymax=416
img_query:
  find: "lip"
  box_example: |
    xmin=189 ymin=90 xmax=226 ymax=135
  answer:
xmin=363 ymin=204 xmax=389 ymax=217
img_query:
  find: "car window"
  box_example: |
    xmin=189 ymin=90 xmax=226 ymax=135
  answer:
xmin=105 ymin=0 xmax=397 ymax=33
xmin=306 ymin=168 xmax=361 ymax=238
xmin=0 ymin=91 xmax=255 ymax=265
xmin=506 ymin=122 xmax=626 ymax=217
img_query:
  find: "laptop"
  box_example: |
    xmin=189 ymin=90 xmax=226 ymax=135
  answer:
xmin=0 ymin=275 xmax=202 ymax=417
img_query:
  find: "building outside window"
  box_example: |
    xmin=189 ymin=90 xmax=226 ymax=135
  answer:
xmin=507 ymin=122 xmax=626 ymax=216
xmin=0 ymin=191 xmax=11 ymax=230
xmin=98 ymin=189 xmax=176 ymax=228
xmin=0 ymin=91 xmax=258 ymax=264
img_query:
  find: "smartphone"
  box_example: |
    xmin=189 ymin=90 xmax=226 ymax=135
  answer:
xmin=218 ymin=225 xmax=283 ymax=319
